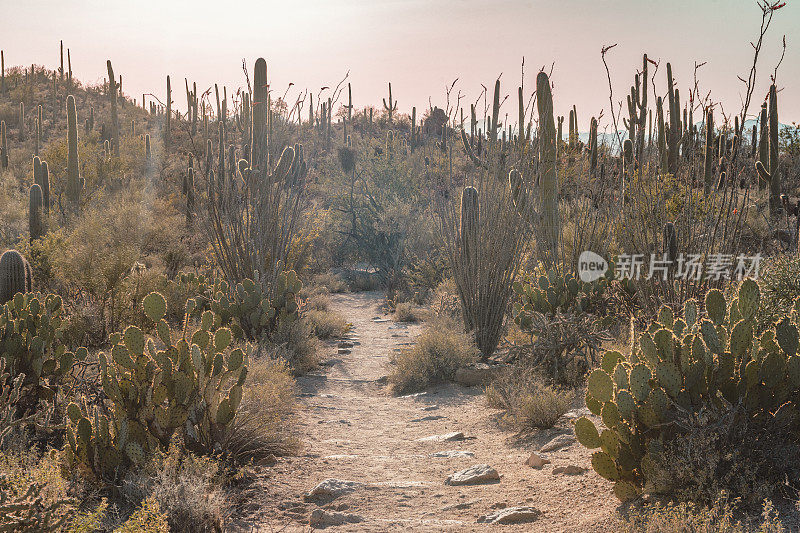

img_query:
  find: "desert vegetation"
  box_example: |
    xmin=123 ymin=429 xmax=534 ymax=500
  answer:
xmin=0 ymin=1 xmax=798 ymax=529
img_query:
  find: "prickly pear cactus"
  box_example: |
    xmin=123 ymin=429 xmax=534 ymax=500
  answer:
xmin=511 ymin=269 xmax=613 ymax=326
xmin=65 ymin=292 xmax=249 ymax=483
xmin=0 ymin=292 xmax=81 ymax=410
xmin=576 ymin=279 xmax=800 ymax=501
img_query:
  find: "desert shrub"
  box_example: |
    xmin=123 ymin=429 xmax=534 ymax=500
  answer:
xmin=311 ymin=272 xmax=348 ymax=294
xmin=388 ymin=318 xmax=479 ymax=394
xmin=485 ymin=369 xmax=573 ymax=429
xmin=575 ymin=280 xmax=800 ymax=505
xmin=222 ymin=357 xmax=299 ymax=462
xmin=428 ymin=278 xmax=462 ymax=320
xmin=121 ymin=445 xmax=227 ymax=532
xmin=393 ymin=301 xmax=421 ymax=323
xmin=305 ymin=309 xmax=350 ymax=340
xmin=619 ymin=495 xmax=785 ymax=533
xmin=115 ymin=497 xmax=169 ymax=533
xmin=258 ymin=318 xmax=321 ymax=375
xmin=757 ymin=254 xmax=800 ymax=333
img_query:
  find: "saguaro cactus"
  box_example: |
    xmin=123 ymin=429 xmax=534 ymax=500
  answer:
xmin=0 ymin=120 xmax=7 ymax=168
xmin=18 ymin=102 xmax=24 ymax=142
xmin=37 ymin=160 xmax=50 ymax=215
xmin=106 ymin=60 xmax=120 ymax=157
xmin=383 ymin=82 xmax=397 ymax=124
xmin=703 ymin=108 xmax=714 ymax=193
xmin=251 ymin=58 xmax=268 ymax=171
xmin=755 ymin=84 xmax=781 ymax=217
xmin=0 ymin=250 xmax=32 ymax=304
xmin=589 ymin=117 xmax=598 ymax=176
xmin=66 ymin=94 xmax=81 ymax=207
xmin=537 ymin=72 xmax=559 ymax=257
xmin=29 ymin=184 xmax=44 ymax=242
xmin=460 ymin=186 xmax=479 ymax=272
xmin=666 ymin=63 xmax=682 ymax=174
xmin=165 ymin=75 xmax=171 ymax=149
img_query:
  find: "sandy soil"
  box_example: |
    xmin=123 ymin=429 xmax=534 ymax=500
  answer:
xmin=234 ymin=291 xmax=621 ymax=532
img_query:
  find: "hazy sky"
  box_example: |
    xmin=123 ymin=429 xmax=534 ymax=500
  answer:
xmin=2 ymin=0 xmax=798 ymax=129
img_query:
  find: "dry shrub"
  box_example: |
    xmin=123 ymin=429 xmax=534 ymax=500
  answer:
xmin=757 ymin=254 xmax=800 ymax=333
xmin=485 ymin=368 xmax=573 ymax=429
xmin=428 ymin=278 xmax=462 ymax=320
xmin=260 ymin=318 xmax=321 ymax=374
xmin=115 ymin=497 xmax=169 ymax=533
xmin=644 ymin=406 xmax=800 ymax=509
xmin=388 ymin=318 xmax=479 ymax=395
xmin=311 ymin=272 xmax=348 ymax=294
xmin=222 ymin=357 xmax=299 ymax=462
xmin=305 ymin=309 xmax=350 ymax=340
xmin=393 ymin=301 xmax=421 ymax=323
xmin=620 ymin=495 xmax=785 ymax=533
xmin=121 ymin=444 xmax=227 ymax=533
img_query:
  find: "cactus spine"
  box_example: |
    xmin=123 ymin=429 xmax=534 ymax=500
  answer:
xmin=537 ymin=72 xmax=559 ymax=257
xmin=106 ymin=60 xmax=120 ymax=157
xmin=66 ymin=94 xmax=81 ymax=207
xmin=0 ymin=250 xmax=32 ymax=304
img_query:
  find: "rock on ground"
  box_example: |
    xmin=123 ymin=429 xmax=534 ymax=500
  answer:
xmin=445 ymin=464 xmax=500 ymax=486
xmin=306 ymin=478 xmax=365 ymax=500
xmin=478 ymin=506 xmax=542 ymax=524
xmin=525 ymin=452 xmax=551 ymax=469
xmin=430 ymin=450 xmax=475 ymax=458
xmin=309 ymin=509 xmax=364 ymax=528
xmin=415 ymin=431 xmax=464 ymax=442
xmin=540 ymin=433 xmax=576 ymax=452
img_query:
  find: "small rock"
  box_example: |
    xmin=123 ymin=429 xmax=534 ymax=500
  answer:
xmin=561 ymin=407 xmax=592 ymax=419
xmin=430 ymin=450 xmax=475 ymax=458
xmin=453 ymin=363 xmax=502 ymax=387
xmin=416 ymin=432 xmax=464 ymax=442
xmin=309 ymin=509 xmax=363 ymax=528
xmin=338 ymin=348 xmax=351 ymax=354
xmin=305 ymin=479 xmax=364 ymax=500
xmin=552 ymin=465 xmax=587 ymax=475
xmin=421 ymin=405 xmax=439 ymax=411
xmin=445 ymin=464 xmax=500 ymax=486
xmin=491 ymin=502 xmax=507 ymax=509
xmin=525 ymin=453 xmax=551 ymax=469
xmin=400 ymin=391 xmax=428 ymax=399
xmin=411 ymin=415 xmax=446 ymax=422
xmin=478 ymin=506 xmax=541 ymax=525
xmin=540 ymin=434 xmax=576 ymax=452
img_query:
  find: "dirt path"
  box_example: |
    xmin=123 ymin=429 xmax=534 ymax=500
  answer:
xmin=239 ymin=291 xmax=620 ymax=531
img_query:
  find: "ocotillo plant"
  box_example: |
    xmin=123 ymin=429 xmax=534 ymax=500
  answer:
xmin=66 ymin=95 xmax=81 ymax=207
xmin=755 ymin=84 xmax=781 ymax=217
xmin=0 ymin=250 xmax=32 ymax=304
xmin=29 ymin=184 xmax=44 ymax=243
xmin=106 ymin=60 xmax=120 ymax=157
xmin=383 ymin=82 xmax=397 ymax=124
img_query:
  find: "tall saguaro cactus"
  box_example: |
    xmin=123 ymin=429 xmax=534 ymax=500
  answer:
xmin=666 ymin=63 xmax=681 ymax=174
xmin=755 ymin=84 xmax=781 ymax=216
xmin=29 ymin=184 xmax=44 ymax=243
xmin=0 ymin=120 xmax=7 ymax=168
xmin=589 ymin=117 xmax=598 ymax=176
xmin=165 ymin=75 xmax=172 ymax=150
xmin=106 ymin=60 xmax=119 ymax=157
xmin=0 ymin=250 xmax=32 ymax=304
xmin=703 ymin=108 xmax=714 ymax=193
xmin=66 ymin=94 xmax=81 ymax=207
xmin=383 ymin=82 xmax=397 ymax=124
xmin=251 ymin=58 xmax=268 ymax=171
xmin=537 ymin=71 xmax=559 ymax=259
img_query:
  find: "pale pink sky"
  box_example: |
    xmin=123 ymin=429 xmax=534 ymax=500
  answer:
xmin=2 ymin=0 xmax=798 ymax=128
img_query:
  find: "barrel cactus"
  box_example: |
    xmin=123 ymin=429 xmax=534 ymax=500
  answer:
xmin=576 ymin=279 xmax=800 ymax=501
xmin=0 ymin=250 xmax=32 ymax=304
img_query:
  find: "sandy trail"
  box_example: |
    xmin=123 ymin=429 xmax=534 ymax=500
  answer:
xmin=237 ymin=291 xmax=619 ymax=532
